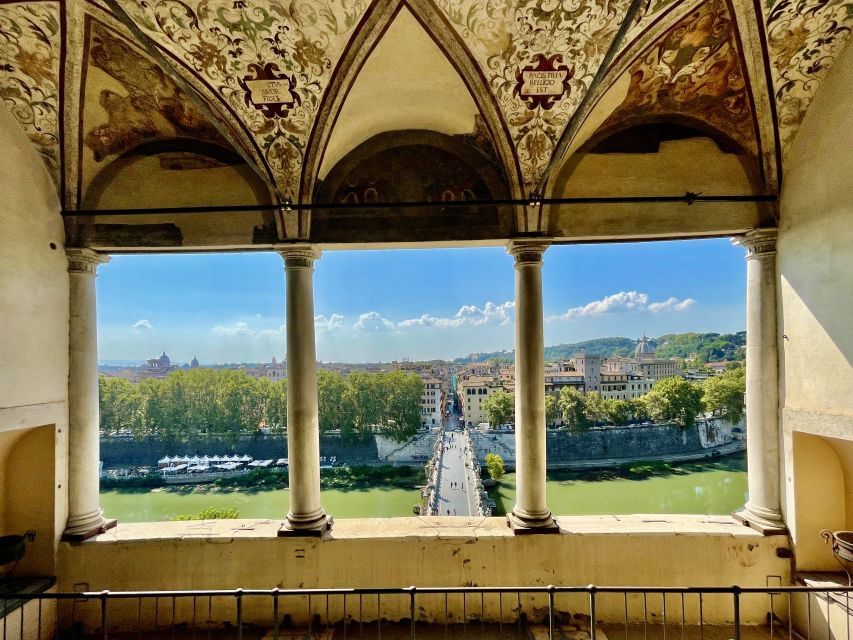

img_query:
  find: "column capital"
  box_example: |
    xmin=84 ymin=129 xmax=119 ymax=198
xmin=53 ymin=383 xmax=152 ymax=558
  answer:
xmin=274 ymin=243 xmax=322 ymax=269
xmin=507 ymin=239 xmax=550 ymax=265
xmin=66 ymin=247 xmax=110 ymax=275
xmin=732 ymin=228 xmax=777 ymax=258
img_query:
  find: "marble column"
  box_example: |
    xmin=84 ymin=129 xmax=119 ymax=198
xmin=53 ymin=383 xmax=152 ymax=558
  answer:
xmin=276 ymin=245 xmax=330 ymax=535
xmin=733 ymin=229 xmax=786 ymax=533
xmin=64 ymin=248 xmax=116 ymax=541
xmin=507 ymin=241 xmax=557 ymax=532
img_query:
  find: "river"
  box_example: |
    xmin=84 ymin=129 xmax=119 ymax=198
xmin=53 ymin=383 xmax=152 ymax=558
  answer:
xmin=101 ymin=454 xmax=747 ymax=522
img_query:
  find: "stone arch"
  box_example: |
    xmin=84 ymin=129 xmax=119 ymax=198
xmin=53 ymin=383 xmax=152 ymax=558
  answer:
xmin=556 ymin=115 xmax=762 ymax=192
xmin=300 ymin=0 xmax=521 ymax=205
xmin=313 ymin=130 xmax=513 ymax=243
xmin=82 ymin=139 xmax=272 ymax=210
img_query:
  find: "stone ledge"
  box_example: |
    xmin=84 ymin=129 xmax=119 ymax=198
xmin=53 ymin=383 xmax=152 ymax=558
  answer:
xmin=77 ymin=514 xmax=767 ymax=544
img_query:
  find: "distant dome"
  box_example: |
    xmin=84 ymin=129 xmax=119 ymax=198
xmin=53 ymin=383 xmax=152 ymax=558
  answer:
xmin=159 ymin=351 xmax=171 ymax=367
xmin=635 ymin=336 xmax=654 ymax=357
xmin=190 ymin=355 xmax=199 ymax=368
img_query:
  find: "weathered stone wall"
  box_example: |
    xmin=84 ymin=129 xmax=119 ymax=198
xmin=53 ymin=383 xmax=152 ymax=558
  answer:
xmin=104 ymin=424 xmax=711 ymax=469
xmin=472 ymin=424 xmax=705 ymax=466
xmin=100 ymin=434 xmax=379 ymax=467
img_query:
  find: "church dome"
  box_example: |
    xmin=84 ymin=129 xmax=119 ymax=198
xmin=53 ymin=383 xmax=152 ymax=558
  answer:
xmin=634 ymin=336 xmax=654 ymax=357
xmin=159 ymin=351 xmax=171 ymax=367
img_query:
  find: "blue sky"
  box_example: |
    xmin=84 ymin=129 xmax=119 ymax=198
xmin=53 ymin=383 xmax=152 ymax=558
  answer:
xmin=97 ymin=239 xmax=747 ymax=364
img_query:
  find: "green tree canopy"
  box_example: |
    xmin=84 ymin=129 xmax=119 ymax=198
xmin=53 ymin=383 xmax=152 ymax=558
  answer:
xmin=558 ymin=386 xmax=589 ymax=431
xmin=545 ymin=394 xmax=560 ymax=426
xmin=702 ymin=366 xmax=746 ymax=424
xmin=484 ymin=453 xmax=505 ymax=480
xmin=642 ymin=377 xmax=705 ymax=428
xmin=482 ymin=390 xmax=514 ymax=426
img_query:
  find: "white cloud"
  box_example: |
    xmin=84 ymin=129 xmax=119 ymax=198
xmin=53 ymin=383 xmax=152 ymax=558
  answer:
xmin=132 ymin=319 xmax=153 ymax=330
xmin=354 ymin=311 xmax=396 ymax=332
xmin=647 ymin=297 xmax=696 ymax=313
xmin=550 ymin=291 xmax=696 ymax=320
xmin=315 ymin=314 xmax=346 ymax=332
xmin=398 ymin=301 xmax=515 ymax=328
xmin=212 ymin=321 xmax=253 ymax=337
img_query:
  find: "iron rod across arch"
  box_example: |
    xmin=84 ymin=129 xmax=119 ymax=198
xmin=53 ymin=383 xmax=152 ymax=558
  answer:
xmin=61 ymin=192 xmax=776 ymax=218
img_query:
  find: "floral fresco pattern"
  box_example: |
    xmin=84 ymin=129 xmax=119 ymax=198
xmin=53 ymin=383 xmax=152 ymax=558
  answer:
xmin=762 ymin=0 xmax=853 ymax=153
xmin=85 ymin=21 xmax=227 ymax=162
xmin=116 ymin=0 xmax=369 ymax=199
xmin=603 ymin=0 xmax=758 ymax=156
xmin=0 ymin=1 xmax=61 ymax=186
xmin=434 ymin=0 xmax=634 ymax=187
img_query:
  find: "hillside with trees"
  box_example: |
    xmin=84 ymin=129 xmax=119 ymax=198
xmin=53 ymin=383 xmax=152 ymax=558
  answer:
xmin=454 ymin=332 xmax=746 ymax=364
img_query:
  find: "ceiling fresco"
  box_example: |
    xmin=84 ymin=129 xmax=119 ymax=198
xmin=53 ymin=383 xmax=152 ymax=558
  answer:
xmin=114 ymin=0 xmax=370 ymax=201
xmin=602 ymin=0 xmax=758 ymax=156
xmin=84 ymin=20 xmax=227 ymax=162
xmin=761 ymin=0 xmax=853 ymax=153
xmin=0 ymin=0 xmax=851 ymax=223
xmin=434 ymin=0 xmax=634 ymax=187
xmin=0 ymin=1 xmax=61 ymax=187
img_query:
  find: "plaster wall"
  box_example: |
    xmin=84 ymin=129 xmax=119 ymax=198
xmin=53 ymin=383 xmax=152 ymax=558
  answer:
xmin=548 ymin=138 xmax=763 ymax=240
xmin=86 ymin=155 xmax=273 ymax=249
xmin=57 ymin=516 xmax=790 ymax=630
xmin=791 ymin=433 xmax=847 ymax=570
xmin=777 ymin=39 xmax=853 ymax=570
xmin=778 ymin=41 xmax=853 ymax=419
xmin=0 ymin=105 xmax=69 ymax=575
xmin=0 ymin=426 xmax=56 ymax=575
xmin=0 ymin=105 xmax=68 ymax=412
xmin=319 ymin=8 xmax=479 ymax=179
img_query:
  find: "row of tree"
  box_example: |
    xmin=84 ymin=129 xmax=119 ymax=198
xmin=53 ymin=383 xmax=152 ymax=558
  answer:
xmin=481 ymin=367 xmax=746 ymax=430
xmin=99 ymin=368 xmax=424 ymax=444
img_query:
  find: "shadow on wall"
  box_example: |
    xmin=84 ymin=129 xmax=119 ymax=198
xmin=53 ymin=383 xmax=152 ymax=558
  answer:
xmin=0 ymin=425 xmax=56 ymax=577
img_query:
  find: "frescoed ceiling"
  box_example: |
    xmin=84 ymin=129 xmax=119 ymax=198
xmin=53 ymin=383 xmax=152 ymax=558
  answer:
xmin=0 ymin=0 xmax=851 ymax=234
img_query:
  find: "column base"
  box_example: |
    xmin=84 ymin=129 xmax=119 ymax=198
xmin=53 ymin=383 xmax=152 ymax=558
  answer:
xmin=506 ymin=512 xmax=560 ymax=535
xmin=278 ymin=515 xmax=333 ymax=538
xmin=733 ymin=509 xmax=787 ymax=536
xmin=62 ymin=518 xmax=117 ymax=542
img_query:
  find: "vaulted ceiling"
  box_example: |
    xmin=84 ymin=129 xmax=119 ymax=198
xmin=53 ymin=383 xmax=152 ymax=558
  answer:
xmin=1 ymin=0 xmax=850 ymax=244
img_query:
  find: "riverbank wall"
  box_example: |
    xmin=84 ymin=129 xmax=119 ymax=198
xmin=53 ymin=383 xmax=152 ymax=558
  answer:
xmin=471 ymin=421 xmax=736 ymax=470
xmin=102 ymin=420 xmax=739 ymax=470
xmin=100 ymin=434 xmax=379 ymax=468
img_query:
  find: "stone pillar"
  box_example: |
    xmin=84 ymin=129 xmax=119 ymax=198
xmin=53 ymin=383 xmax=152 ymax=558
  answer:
xmin=276 ymin=245 xmax=330 ymax=535
xmin=507 ymin=241 xmax=557 ymax=532
xmin=733 ymin=229 xmax=786 ymax=534
xmin=64 ymin=248 xmax=116 ymax=541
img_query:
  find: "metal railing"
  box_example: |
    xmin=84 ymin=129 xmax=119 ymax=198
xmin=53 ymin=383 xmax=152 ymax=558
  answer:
xmin=1 ymin=584 xmax=851 ymax=640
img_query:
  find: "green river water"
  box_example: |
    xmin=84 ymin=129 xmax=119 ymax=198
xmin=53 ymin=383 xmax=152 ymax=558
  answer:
xmin=101 ymin=455 xmax=747 ymax=522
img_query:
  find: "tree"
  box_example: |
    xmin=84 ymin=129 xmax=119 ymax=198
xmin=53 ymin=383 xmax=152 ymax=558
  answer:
xmin=484 ymin=453 xmax=505 ymax=480
xmin=603 ymin=398 xmax=633 ymax=426
xmin=317 ymin=370 xmax=352 ymax=434
xmin=643 ymin=377 xmax=705 ymax=428
xmin=381 ymin=372 xmax=424 ymax=442
xmin=99 ymin=375 xmax=143 ymax=435
xmin=258 ymin=377 xmax=287 ymax=433
xmin=344 ymin=372 xmax=383 ymax=436
xmin=545 ymin=393 xmax=560 ymax=426
xmin=482 ymin=390 xmax=514 ymax=426
xmin=702 ymin=366 xmax=746 ymax=424
xmin=583 ymin=391 xmax=607 ymax=424
xmin=558 ymin=386 xmax=589 ymax=431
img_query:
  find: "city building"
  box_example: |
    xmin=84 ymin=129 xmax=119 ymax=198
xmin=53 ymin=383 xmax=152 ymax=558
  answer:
xmin=457 ymin=375 xmax=506 ymax=427
xmin=0 ymin=1 xmax=851 ymax=635
xmin=241 ymin=356 xmax=287 ymax=381
xmin=420 ymin=377 xmax=444 ymax=427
